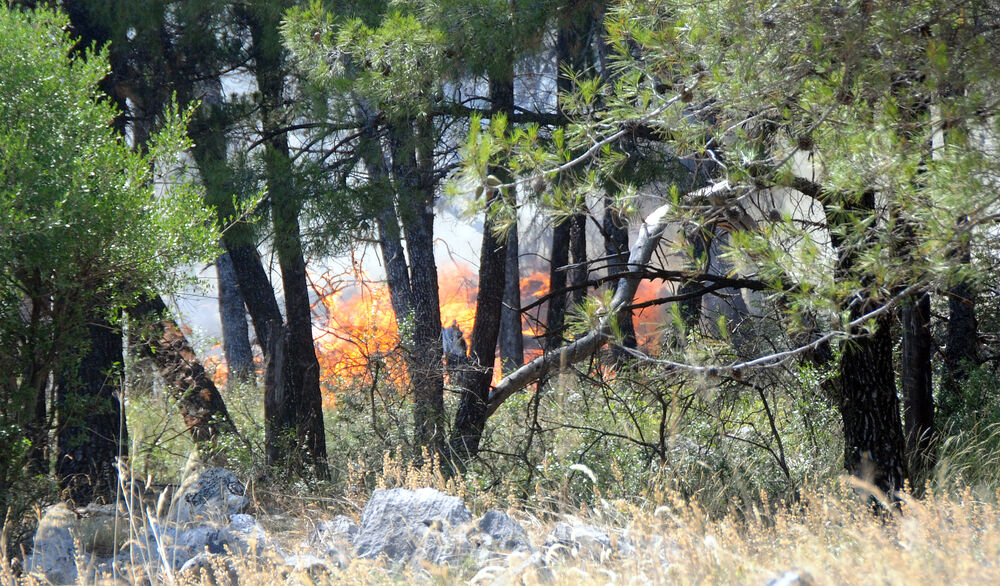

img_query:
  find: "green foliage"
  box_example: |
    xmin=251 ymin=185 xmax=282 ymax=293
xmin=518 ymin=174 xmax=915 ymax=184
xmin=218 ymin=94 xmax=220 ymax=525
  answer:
xmin=0 ymin=3 xmax=217 ymax=528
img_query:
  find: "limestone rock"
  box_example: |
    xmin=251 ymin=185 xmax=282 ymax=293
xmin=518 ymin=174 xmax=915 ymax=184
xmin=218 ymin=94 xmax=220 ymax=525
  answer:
xmin=543 ymin=521 xmax=612 ymax=562
xmin=477 ymin=510 xmax=531 ymax=553
xmin=354 ymin=487 xmax=472 ymax=562
xmin=23 ymin=503 xmax=80 ymax=585
xmin=169 ymin=468 xmax=247 ymax=525
xmin=309 ymin=515 xmax=358 ymax=565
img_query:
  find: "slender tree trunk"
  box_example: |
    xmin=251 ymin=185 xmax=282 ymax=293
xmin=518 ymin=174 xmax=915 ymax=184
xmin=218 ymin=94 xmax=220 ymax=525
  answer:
xmin=940 ymin=241 xmax=978 ymax=425
xmin=217 ymin=252 xmax=254 ymax=385
xmin=500 ymin=227 xmax=524 ymax=373
xmin=902 ymin=291 xmax=934 ymax=485
xmin=357 ymin=118 xmax=414 ymax=321
xmin=545 ymin=222 xmax=571 ymax=350
xmin=604 ymin=195 xmax=637 ymax=360
xmin=569 ymin=213 xmax=588 ymax=308
xmin=56 ymin=313 xmax=126 ymax=506
xmin=247 ymin=6 xmax=328 ymax=476
xmin=129 ymin=296 xmax=237 ymax=444
xmin=492 ymin=67 xmax=524 ymax=376
xmin=546 ymin=0 xmax=601 ymax=350
xmin=449 ymin=103 xmax=511 ymax=458
xmin=390 ymin=120 xmax=446 ymax=454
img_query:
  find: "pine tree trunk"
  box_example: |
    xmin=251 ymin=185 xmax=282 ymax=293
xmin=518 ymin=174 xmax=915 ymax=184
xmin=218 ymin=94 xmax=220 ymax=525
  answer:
xmin=902 ymin=291 xmax=935 ymax=485
xmin=604 ymin=195 xmax=637 ymax=360
xmin=390 ymin=120 xmax=446 ymax=454
xmin=217 ymin=252 xmax=254 ymax=385
xmin=130 ymin=296 xmax=237 ymax=444
xmin=941 ymin=242 xmax=978 ymax=425
xmin=830 ymin=191 xmax=908 ymax=496
xmin=450 ymin=191 xmax=507 ymax=462
xmin=500 ymin=226 xmax=525 ymax=373
xmin=56 ymin=313 xmax=126 ymax=506
xmin=248 ymin=5 xmax=329 ymax=477
xmin=545 ymin=222 xmax=571 ymax=350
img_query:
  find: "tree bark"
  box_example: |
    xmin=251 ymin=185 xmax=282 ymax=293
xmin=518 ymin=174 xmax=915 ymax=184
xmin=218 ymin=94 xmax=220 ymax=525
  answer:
xmin=217 ymin=252 xmax=254 ymax=385
xmin=829 ymin=191 xmax=908 ymax=496
xmin=569 ymin=213 xmax=588 ymax=308
xmin=604 ymin=195 xmax=637 ymax=360
xmin=247 ymin=4 xmax=329 ymax=476
xmin=129 ymin=296 xmax=237 ymax=444
xmin=390 ymin=120 xmax=446 ymax=454
xmin=56 ymin=313 xmax=126 ymax=506
xmin=545 ymin=221 xmax=571 ymax=350
xmin=500 ymin=226 xmax=525 ymax=374
xmin=450 ymin=188 xmax=508 ymax=462
xmin=902 ymin=291 xmax=934 ymax=484
xmin=940 ymin=242 xmax=978 ymax=425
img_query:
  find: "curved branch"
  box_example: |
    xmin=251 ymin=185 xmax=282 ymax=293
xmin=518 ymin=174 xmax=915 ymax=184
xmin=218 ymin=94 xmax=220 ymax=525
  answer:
xmin=484 ymin=187 xmax=727 ymax=416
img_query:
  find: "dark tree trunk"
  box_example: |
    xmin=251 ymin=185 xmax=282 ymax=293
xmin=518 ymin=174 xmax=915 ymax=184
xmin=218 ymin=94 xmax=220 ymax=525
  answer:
xmin=604 ymin=195 xmax=636 ymax=360
xmin=839 ymin=312 xmax=908 ymax=496
xmin=546 ymin=0 xmax=600 ymax=350
xmin=129 ymin=296 xmax=236 ymax=444
xmin=217 ymin=252 xmax=255 ymax=385
xmin=26 ymin=382 xmax=49 ymax=478
xmin=545 ymin=221 xmax=572 ymax=350
xmin=902 ymin=291 xmax=935 ymax=485
xmin=247 ymin=6 xmax=329 ymax=477
xmin=829 ymin=191 xmax=908 ymax=496
xmin=450 ymin=192 xmax=508 ymax=462
xmin=358 ymin=122 xmax=414 ymax=321
xmin=569 ymin=213 xmax=588 ymax=309
xmin=940 ymin=242 xmax=978 ymax=425
xmin=56 ymin=314 xmax=126 ymax=506
xmin=678 ymin=226 xmax=708 ymax=330
xmin=492 ymin=66 xmax=524 ymax=377
xmin=500 ymin=226 xmax=524 ymax=374
xmin=390 ymin=121 xmax=446 ymax=454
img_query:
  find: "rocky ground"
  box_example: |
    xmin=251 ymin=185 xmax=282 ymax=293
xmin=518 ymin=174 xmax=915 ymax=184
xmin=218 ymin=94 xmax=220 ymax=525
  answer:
xmin=13 ymin=466 xmax=817 ymax=585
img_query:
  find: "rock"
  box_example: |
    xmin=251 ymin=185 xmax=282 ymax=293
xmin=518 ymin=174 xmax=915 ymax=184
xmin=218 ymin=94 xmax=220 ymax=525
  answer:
xmin=309 ymin=515 xmax=358 ymax=565
xmin=23 ymin=503 xmax=80 ymax=585
xmin=354 ymin=487 xmax=472 ymax=562
xmin=543 ymin=521 xmax=612 ymax=562
xmin=169 ymin=468 xmax=248 ymax=525
xmin=767 ymin=570 xmax=816 ymax=586
xmin=310 ymin=515 xmax=358 ymax=548
xmin=282 ymin=553 xmax=335 ymax=580
xmin=225 ymin=513 xmax=269 ymax=556
xmin=178 ymin=552 xmax=239 ymax=586
xmin=477 ymin=510 xmax=531 ymax=553
xmin=141 ymin=514 xmax=272 ymax=571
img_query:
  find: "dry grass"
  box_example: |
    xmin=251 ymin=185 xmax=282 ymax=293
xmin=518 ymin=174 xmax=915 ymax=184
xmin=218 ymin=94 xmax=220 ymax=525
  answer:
xmin=6 ymin=474 xmax=999 ymax=585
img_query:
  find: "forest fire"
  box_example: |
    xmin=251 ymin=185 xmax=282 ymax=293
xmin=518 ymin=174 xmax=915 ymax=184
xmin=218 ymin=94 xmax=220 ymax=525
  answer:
xmin=308 ymin=264 xmax=670 ymax=405
xmin=208 ymin=264 xmax=671 ymax=407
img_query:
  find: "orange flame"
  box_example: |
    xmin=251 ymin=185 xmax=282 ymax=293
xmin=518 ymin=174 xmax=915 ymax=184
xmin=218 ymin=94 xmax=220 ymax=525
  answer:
xmin=208 ymin=263 xmax=673 ymax=407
